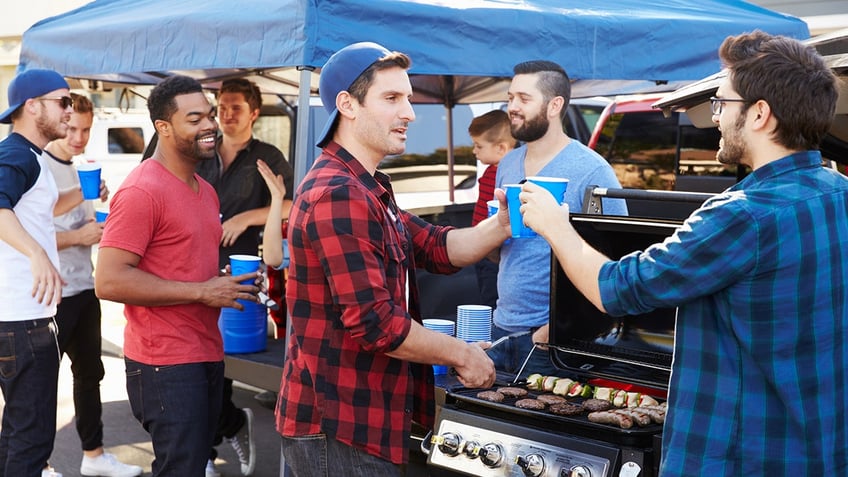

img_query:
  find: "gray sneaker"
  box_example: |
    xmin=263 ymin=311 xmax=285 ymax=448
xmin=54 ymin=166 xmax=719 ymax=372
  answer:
xmin=227 ymin=408 xmax=256 ymax=476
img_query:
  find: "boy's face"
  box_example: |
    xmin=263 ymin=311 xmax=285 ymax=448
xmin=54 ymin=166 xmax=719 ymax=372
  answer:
xmin=471 ymin=136 xmax=505 ymax=166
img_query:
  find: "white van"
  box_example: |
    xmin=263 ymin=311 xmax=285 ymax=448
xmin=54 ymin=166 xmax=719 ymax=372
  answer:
xmin=77 ymin=108 xmax=154 ymax=203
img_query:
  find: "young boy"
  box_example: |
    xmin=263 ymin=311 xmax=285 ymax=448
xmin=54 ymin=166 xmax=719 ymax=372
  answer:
xmin=468 ymin=109 xmax=515 ymax=308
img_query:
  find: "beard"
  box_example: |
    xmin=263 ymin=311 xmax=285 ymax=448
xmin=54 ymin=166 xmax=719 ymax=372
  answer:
xmin=175 ymin=131 xmax=218 ymax=161
xmin=35 ymin=108 xmax=67 ymax=143
xmin=716 ymin=113 xmax=748 ymax=165
xmin=511 ymin=107 xmax=550 ymax=143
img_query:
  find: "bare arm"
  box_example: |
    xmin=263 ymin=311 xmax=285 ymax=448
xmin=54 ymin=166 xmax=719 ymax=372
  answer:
xmin=54 ymin=179 xmax=108 ymax=217
xmin=257 ymin=159 xmax=288 ymax=268
xmin=519 ymin=182 xmax=609 ymax=312
xmin=56 ymin=220 xmax=103 ymax=250
xmin=386 ymin=320 xmax=496 ymax=389
xmin=0 ymin=209 xmax=63 ymax=306
xmin=445 ymin=190 xmax=511 ymax=267
xmin=95 ymin=246 xmax=259 ymax=310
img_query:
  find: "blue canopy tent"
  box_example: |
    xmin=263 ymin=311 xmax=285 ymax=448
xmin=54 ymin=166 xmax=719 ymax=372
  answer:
xmin=19 ymin=0 xmax=808 ymax=186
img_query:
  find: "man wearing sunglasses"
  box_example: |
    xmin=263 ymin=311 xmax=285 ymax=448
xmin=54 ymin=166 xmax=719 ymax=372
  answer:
xmin=0 ymin=68 xmax=90 ymax=476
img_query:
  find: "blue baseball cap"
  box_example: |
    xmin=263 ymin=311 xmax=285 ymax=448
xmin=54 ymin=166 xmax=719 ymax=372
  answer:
xmin=0 ymin=69 xmax=70 ymax=124
xmin=316 ymin=42 xmax=391 ymax=148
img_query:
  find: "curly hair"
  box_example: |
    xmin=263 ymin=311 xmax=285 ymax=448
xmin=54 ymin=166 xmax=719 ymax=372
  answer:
xmin=147 ymin=75 xmax=204 ymax=124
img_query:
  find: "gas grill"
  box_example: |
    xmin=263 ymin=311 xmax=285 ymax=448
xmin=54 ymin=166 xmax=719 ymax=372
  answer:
xmin=425 ymin=196 xmax=697 ymax=477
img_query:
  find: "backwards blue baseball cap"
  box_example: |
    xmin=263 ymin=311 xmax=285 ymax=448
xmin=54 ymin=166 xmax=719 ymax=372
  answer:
xmin=0 ymin=69 xmax=70 ymax=124
xmin=316 ymin=42 xmax=392 ymax=148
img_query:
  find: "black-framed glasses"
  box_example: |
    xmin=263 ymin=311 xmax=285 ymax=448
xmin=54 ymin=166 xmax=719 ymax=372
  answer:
xmin=38 ymin=96 xmax=74 ymax=109
xmin=709 ymin=96 xmax=746 ymax=115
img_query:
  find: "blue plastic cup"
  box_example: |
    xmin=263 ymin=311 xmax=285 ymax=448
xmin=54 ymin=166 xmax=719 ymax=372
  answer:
xmin=527 ymin=176 xmax=569 ymax=204
xmin=487 ymin=199 xmax=498 ymax=217
xmin=504 ymin=184 xmax=535 ymax=238
xmin=229 ymin=254 xmax=261 ymax=285
xmin=77 ymin=162 xmax=102 ymax=200
xmin=95 ymin=208 xmax=109 ymax=223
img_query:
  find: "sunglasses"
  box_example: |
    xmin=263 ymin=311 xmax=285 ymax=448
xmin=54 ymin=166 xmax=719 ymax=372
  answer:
xmin=38 ymin=96 xmax=74 ymax=109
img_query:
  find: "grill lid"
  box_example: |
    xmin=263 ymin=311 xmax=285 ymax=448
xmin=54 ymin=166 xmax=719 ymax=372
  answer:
xmin=548 ymin=213 xmax=683 ymax=390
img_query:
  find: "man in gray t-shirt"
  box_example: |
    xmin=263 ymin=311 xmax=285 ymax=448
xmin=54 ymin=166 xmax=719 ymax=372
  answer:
xmin=488 ymin=60 xmax=626 ymax=378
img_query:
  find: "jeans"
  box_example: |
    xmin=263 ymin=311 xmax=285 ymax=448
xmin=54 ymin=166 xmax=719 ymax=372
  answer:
xmin=125 ymin=358 xmax=224 ymax=477
xmin=0 ymin=317 xmax=61 ymax=477
xmin=487 ymin=325 xmax=560 ymax=379
xmin=281 ymin=434 xmax=400 ymax=477
xmin=55 ymin=289 xmax=106 ymax=451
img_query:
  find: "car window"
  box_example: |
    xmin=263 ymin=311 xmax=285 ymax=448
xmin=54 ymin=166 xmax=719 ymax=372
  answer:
xmin=593 ymin=108 xmax=732 ymax=191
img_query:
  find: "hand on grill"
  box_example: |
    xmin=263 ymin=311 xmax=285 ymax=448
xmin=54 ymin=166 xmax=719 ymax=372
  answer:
xmin=453 ymin=341 xmax=496 ymax=389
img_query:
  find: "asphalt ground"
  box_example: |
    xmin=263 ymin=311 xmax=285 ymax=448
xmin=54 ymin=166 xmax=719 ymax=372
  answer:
xmin=10 ymin=298 xmax=284 ymax=477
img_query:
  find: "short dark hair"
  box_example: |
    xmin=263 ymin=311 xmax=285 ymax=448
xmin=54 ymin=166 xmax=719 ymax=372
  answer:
xmin=347 ymin=51 xmax=412 ymax=105
xmin=70 ymin=92 xmax=93 ymax=115
xmin=219 ymin=78 xmax=262 ymax=111
xmin=720 ymin=30 xmax=837 ymax=150
xmin=513 ymin=60 xmax=571 ymax=121
xmin=147 ymin=75 xmax=204 ymax=124
xmin=468 ymin=109 xmax=514 ymax=145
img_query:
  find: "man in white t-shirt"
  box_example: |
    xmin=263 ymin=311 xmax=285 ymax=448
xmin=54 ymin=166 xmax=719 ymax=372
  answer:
xmin=45 ymin=92 xmax=143 ymax=477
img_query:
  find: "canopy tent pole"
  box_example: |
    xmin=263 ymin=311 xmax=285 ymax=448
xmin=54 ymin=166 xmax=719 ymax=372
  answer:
xmin=294 ymin=66 xmax=315 ymax=192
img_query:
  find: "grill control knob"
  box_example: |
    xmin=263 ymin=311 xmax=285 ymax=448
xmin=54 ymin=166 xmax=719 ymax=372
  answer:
xmin=515 ymin=453 xmax=545 ymax=477
xmin=479 ymin=443 xmax=505 ymax=468
xmin=431 ymin=432 xmax=463 ymax=457
xmin=463 ymin=441 xmax=481 ymax=459
xmin=565 ymin=464 xmax=592 ymax=477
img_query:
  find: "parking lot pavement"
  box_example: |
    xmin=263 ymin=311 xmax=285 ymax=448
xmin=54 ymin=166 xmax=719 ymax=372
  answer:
xmin=43 ymin=299 xmax=284 ymax=477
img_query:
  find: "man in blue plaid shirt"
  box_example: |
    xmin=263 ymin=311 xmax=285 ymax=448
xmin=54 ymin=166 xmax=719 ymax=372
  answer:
xmin=520 ymin=31 xmax=848 ymax=476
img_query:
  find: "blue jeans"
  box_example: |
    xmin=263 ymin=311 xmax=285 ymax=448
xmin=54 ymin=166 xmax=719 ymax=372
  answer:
xmin=487 ymin=325 xmax=560 ymax=379
xmin=0 ymin=317 xmax=61 ymax=477
xmin=281 ymin=434 xmax=400 ymax=477
xmin=125 ymin=358 xmax=224 ymax=477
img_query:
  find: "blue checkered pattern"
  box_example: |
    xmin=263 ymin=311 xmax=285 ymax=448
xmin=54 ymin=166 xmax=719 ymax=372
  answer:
xmin=600 ymin=151 xmax=848 ymax=476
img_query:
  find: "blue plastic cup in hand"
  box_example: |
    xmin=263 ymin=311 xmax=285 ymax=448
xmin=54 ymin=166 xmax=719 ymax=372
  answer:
xmin=504 ymin=184 xmax=536 ymax=238
xmin=77 ymin=162 xmax=102 ymax=200
xmin=95 ymin=208 xmax=109 ymax=223
xmin=229 ymin=254 xmax=262 ymax=285
xmin=487 ymin=199 xmax=499 ymax=217
xmin=527 ymin=176 xmax=569 ymax=204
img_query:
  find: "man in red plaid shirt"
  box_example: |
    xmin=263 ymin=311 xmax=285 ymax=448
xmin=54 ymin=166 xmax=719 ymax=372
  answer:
xmin=277 ymin=42 xmax=508 ymax=476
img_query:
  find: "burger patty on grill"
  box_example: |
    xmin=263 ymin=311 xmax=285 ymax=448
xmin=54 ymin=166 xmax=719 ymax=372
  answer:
xmin=582 ymin=398 xmax=613 ymax=412
xmin=476 ymin=390 xmax=505 ymax=403
xmin=497 ymin=386 xmax=529 ymax=398
xmin=514 ymin=398 xmax=546 ymax=410
xmin=536 ymin=394 xmax=567 ymax=405
xmin=548 ymin=402 xmax=584 ymax=416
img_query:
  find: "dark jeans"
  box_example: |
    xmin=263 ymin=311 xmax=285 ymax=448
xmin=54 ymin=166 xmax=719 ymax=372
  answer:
xmin=125 ymin=358 xmax=224 ymax=477
xmin=209 ymin=377 xmax=245 ymax=460
xmin=487 ymin=325 xmax=559 ymax=379
xmin=0 ymin=317 xmax=61 ymax=477
xmin=56 ymin=289 xmax=106 ymax=451
xmin=281 ymin=434 xmax=400 ymax=477
xmin=474 ymin=258 xmax=499 ymax=309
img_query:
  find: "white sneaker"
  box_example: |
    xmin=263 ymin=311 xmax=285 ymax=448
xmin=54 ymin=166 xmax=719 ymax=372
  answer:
xmin=80 ymin=452 xmax=143 ymax=477
xmin=42 ymin=467 xmax=62 ymax=477
xmin=227 ymin=407 xmax=256 ymax=475
xmin=206 ymin=459 xmax=221 ymax=477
